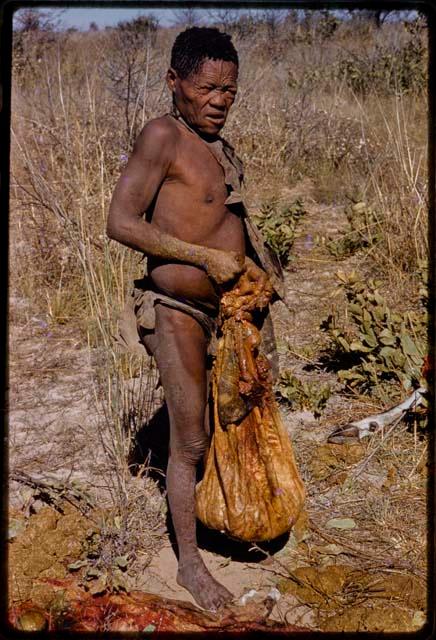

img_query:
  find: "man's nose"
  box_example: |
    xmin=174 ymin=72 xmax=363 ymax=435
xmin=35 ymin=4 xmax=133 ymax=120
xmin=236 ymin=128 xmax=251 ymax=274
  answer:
xmin=209 ymin=90 xmax=226 ymax=109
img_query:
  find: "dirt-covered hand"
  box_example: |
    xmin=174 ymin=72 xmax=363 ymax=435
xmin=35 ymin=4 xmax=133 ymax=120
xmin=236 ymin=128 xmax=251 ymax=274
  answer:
xmin=220 ymin=259 xmax=273 ymax=320
xmin=234 ymin=257 xmax=273 ymax=311
xmin=204 ymin=249 xmax=245 ymax=285
xmin=242 ymin=257 xmax=269 ymax=291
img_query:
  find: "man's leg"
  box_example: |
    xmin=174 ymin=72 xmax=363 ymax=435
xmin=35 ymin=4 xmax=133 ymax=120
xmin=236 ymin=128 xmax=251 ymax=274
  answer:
xmin=152 ymin=303 xmax=233 ymax=611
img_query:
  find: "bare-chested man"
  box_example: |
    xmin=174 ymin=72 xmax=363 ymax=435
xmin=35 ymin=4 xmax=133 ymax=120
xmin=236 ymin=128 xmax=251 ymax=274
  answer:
xmin=107 ymin=27 xmax=281 ymax=611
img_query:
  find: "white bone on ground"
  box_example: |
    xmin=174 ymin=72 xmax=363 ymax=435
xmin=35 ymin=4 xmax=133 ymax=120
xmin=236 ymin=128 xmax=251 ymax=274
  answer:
xmin=240 ymin=589 xmax=258 ymax=605
xmin=345 ymin=387 xmax=427 ymax=439
xmin=266 ymin=587 xmax=281 ymax=602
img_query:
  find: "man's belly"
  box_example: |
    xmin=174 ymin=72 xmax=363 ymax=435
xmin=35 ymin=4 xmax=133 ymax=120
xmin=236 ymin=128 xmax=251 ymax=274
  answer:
xmin=148 ymin=263 xmax=221 ymax=310
xmin=148 ymin=210 xmax=245 ymax=310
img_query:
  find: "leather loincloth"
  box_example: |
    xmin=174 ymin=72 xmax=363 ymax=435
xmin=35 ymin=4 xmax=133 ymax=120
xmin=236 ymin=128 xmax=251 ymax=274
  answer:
xmin=114 ymin=275 xmax=279 ymax=380
xmin=114 ymin=275 xmax=219 ymax=357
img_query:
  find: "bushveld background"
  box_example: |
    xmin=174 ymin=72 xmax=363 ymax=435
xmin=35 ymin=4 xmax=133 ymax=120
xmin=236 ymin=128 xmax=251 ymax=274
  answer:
xmin=8 ymin=7 xmax=429 ymax=633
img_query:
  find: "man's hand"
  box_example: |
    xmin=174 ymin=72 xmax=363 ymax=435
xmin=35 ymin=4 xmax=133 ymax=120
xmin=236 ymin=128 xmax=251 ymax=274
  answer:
xmin=203 ymin=249 xmax=245 ymax=285
xmin=234 ymin=257 xmax=273 ymax=311
xmin=242 ymin=256 xmax=269 ymax=291
xmin=219 ymin=256 xmax=273 ymax=319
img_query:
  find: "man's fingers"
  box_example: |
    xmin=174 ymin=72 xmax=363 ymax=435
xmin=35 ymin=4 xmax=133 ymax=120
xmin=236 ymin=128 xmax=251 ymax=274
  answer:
xmin=244 ymin=261 xmax=268 ymax=283
xmin=235 ymin=252 xmax=245 ymax=267
xmin=233 ymin=253 xmax=245 ymax=275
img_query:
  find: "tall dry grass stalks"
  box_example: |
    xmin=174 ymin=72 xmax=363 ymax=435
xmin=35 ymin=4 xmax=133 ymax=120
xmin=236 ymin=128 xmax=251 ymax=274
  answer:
xmin=10 ymin=29 xmax=164 ymax=517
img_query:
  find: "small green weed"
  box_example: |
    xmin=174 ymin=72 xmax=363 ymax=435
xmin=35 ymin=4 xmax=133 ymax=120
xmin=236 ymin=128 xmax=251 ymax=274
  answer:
xmin=326 ymin=201 xmax=383 ymax=259
xmin=277 ymin=371 xmax=331 ymax=418
xmin=68 ymin=518 xmax=130 ymax=595
xmin=252 ymin=199 xmax=306 ymax=267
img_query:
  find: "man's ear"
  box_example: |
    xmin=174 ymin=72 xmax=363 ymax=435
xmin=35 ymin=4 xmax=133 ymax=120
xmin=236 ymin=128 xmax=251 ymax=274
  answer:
xmin=166 ymin=67 xmax=178 ymax=92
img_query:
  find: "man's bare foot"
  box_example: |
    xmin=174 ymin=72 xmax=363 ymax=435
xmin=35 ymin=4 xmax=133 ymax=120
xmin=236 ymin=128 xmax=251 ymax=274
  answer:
xmin=177 ymin=556 xmax=234 ymax=612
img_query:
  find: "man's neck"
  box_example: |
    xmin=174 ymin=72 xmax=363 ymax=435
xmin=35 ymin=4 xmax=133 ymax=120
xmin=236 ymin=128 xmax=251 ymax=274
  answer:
xmin=171 ymin=104 xmax=221 ymax=143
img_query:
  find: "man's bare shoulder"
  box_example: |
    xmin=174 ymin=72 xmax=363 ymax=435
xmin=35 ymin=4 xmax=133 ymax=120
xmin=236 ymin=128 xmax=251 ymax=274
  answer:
xmin=134 ymin=115 xmax=180 ymax=154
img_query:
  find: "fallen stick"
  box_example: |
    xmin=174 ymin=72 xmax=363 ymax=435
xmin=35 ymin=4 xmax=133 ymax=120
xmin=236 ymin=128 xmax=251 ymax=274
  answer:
xmin=10 ymin=470 xmax=95 ymax=515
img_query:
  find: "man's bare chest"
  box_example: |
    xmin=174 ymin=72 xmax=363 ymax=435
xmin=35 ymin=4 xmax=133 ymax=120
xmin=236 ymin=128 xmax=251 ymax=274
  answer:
xmin=166 ymin=135 xmax=229 ymax=203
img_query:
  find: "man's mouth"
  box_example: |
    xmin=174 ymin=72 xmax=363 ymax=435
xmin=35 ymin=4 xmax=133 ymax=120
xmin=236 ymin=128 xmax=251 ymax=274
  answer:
xmin=205 ymin=113 xmax=226 ymax=124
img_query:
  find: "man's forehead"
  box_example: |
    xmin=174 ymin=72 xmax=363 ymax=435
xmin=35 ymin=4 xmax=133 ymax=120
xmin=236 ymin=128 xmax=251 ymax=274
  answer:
xmin=192 ymin=58 xmax=238 ymax=81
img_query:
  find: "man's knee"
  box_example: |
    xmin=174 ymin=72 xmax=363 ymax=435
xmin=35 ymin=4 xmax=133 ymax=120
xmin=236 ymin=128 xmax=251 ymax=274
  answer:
xmin=171 ymin=433 xmax=209 ymax=466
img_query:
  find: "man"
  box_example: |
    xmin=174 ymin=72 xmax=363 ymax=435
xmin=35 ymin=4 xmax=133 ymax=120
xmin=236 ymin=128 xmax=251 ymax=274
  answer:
xmin=107 ymin=27 xmax=283 ymax=611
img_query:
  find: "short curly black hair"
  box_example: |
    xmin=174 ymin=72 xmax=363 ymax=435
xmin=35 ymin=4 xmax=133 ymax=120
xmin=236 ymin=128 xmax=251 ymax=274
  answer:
xmin=170 ymin=26 xmax=238 ymax=79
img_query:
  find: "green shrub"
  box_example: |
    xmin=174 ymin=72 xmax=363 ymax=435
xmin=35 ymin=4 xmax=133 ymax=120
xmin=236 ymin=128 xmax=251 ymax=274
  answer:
xmin=326 ymin=200 xmax=383 ymax=259
xmin=337 ymin=31 xmax=427 ymax=96
xmin=252 ymin=199 xmax=306 ymax=267
xmin=321 ymin=271 xmax=427 ymax=400
xmin=277 ymin=371 xmax=331 ymax=418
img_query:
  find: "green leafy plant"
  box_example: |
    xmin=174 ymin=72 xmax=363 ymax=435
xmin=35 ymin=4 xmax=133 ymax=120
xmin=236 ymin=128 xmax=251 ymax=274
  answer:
xmin=66 ymin=474 xmax=166 ymax=596
xmin=252 ymin=199 xmax=306 ymax=267
xmin=68 ymin=521 xmax=130 ymax=595
xmin=321 ymin=271 xmax=427 ymax=399
xmin=326 ymin=201 xmax=383 ymax=259
xmin=277 ymin=371 xmax=331 ymax=418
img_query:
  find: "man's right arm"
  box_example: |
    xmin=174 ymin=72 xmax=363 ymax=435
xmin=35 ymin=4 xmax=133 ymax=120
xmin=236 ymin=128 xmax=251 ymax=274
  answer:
xmin=106 ymin=120 xmax=244 ymax=284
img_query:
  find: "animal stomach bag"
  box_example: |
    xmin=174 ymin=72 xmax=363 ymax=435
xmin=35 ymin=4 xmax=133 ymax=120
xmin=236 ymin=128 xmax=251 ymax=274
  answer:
xmin=195 ymin=268 xmax=305 ymax=542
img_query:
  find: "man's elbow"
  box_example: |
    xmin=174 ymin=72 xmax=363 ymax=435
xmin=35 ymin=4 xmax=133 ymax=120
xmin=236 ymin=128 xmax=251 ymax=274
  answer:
xmin=106 ymin=218 xmax=119 ymax=241
xmin=106 ymin=210 xmax=125 ymax=243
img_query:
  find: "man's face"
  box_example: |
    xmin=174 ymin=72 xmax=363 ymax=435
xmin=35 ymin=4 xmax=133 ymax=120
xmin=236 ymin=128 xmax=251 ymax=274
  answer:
xmin=167 ymin=58 xmax=238 ymax=136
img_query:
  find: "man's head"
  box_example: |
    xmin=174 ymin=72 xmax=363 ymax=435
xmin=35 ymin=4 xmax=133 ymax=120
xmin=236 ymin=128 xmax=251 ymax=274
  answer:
xmin=167 ymin=27 xmax=239 ymax=137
